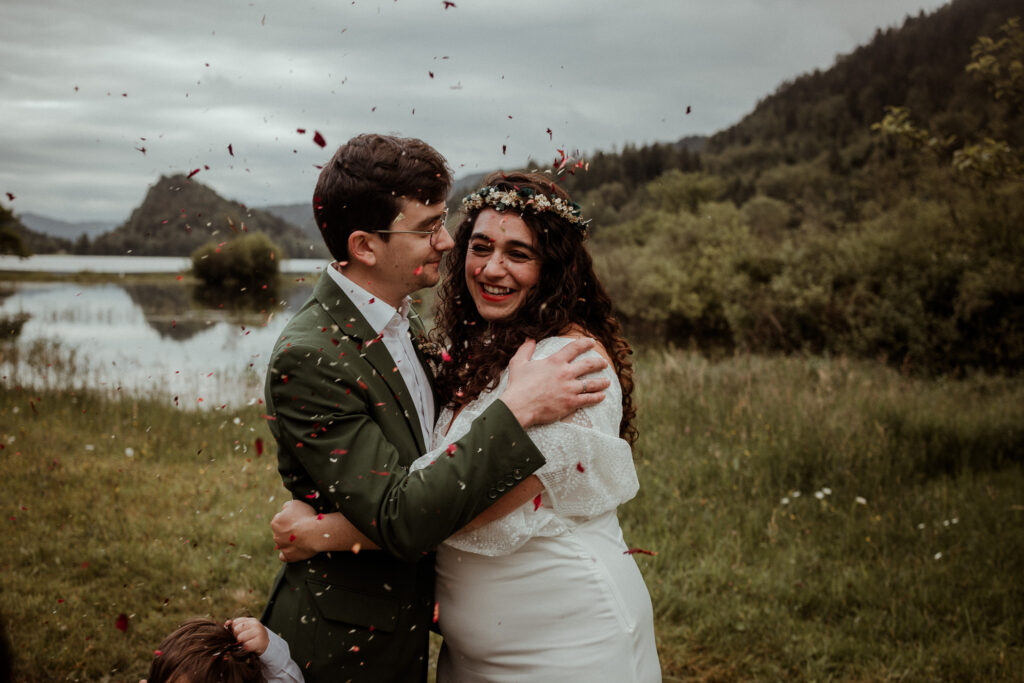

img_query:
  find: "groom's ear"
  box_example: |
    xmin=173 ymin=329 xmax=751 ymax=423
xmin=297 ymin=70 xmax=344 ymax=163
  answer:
xmin=347 ymin=230 xmax=378 ymax=267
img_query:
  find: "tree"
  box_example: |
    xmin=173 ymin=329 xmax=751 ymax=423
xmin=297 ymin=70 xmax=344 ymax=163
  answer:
xmin=0 ymin=205 xmax=30 ymax=257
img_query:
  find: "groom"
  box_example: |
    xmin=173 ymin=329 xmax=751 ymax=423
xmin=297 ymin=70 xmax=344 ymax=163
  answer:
xmin=260 ymin=133 xmax=610 ymax=682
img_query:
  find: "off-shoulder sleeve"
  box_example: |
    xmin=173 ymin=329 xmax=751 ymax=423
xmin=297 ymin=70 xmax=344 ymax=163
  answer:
xmin=440 ymin=337 xmax=639 ymax=556
xmin=527 ymin=340 xmax=638 ymax=518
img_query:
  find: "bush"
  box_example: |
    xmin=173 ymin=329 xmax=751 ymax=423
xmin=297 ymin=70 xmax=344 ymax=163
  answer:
xmin=190 ymin=232 xmax=282 ymax=290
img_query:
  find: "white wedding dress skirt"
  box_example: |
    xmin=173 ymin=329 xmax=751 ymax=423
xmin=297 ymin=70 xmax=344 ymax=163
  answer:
xmin=434 ymin=510 xmax=661 ymax=682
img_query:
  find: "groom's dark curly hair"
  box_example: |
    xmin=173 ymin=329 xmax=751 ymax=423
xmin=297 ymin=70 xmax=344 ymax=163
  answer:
xmin=431 ymin=171 xmax=637 ymax=444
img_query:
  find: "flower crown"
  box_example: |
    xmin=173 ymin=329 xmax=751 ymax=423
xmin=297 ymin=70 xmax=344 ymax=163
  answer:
xmin=461 ymin=185 xmax=590 ymax=237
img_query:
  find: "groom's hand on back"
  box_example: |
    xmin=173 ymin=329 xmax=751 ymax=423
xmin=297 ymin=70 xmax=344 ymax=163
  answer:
xmin=501 ymin=338 xmax=610 ymax=429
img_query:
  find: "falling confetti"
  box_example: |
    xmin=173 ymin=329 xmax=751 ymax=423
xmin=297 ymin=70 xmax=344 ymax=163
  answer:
xmin=186 ymin=168 xmax=201 ymax=179
xmin=5 ymin=193 xmax=14 ymax=201
xmin=255 ymin=438 xmax=264 ymax=456
xmin=228 ymin=144 xmax=234 ymax=156
xmin=313 ymin=131 xmax=327 ymax=148
xmin=624 ymin=548 xmax=657 ymax=556
xmin=115 ymin=613 xmax=129 ymax=632
xmin=443 ymin=1 xmax=456 ymax=7
xmin=546 ymin=128 xmax=553 ymax=140
xmin=576 ymin=462 xmax=585 ymax=472
xmin=532 ymin=494 xmax=543 ymax=511
xmin=445 ymin=443 xmax=457 ymax=456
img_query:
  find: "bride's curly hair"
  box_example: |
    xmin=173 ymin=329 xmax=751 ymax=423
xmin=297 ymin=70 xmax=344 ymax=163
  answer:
xmin=431 ymin=171 xmax=637 ymax=444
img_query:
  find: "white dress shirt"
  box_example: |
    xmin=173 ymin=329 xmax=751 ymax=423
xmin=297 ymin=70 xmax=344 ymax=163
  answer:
xmin=327 ymin=264 xmax=435 ymax=448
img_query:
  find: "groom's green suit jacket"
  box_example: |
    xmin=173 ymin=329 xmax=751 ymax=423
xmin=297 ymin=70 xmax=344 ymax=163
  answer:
xmin=261 ymin=274 xmax=545 ymax=682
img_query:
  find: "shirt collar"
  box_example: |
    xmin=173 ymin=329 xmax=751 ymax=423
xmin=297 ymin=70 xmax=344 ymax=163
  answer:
xmin=327 ymin=263 xmax=410 ymax=335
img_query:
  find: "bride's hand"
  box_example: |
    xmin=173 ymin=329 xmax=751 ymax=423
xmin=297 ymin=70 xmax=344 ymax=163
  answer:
xmin=272 ymin=499 xmax=379 ymax=562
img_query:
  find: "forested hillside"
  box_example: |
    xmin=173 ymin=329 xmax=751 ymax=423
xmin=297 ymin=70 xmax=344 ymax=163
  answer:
xmin=76 ymin=175 xmax=328 ymax=258
xmin=576 ymin=0 xmax=1022 ymax=374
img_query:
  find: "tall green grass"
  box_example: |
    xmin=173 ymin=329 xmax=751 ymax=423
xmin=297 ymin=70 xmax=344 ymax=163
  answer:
xmin=624 ymin=351 xmax=1023 ymax=681
xmin=1 ymin=350 xmax=1021 ymax=680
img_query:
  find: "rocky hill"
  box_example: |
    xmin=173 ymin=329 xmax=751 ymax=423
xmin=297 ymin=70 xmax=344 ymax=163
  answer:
xmin=83 ymin=175 xmax=328 ymax=258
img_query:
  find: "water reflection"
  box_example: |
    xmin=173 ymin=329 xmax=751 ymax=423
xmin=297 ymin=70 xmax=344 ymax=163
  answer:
xmin=0 ymin=279 xmax=315 ymax=406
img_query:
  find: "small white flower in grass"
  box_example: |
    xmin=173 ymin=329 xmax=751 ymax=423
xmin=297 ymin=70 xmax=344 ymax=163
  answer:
xmin=855 ymin=496 xmax=867 ymax=505
xmin=952 ymin=517 xmax=959 ymax=524
xmin=934 ymin=552 xmax=943 ymax=560
xmin=233 ymin=417 xmax=241 ymax=425
xmin=84 ymin=444 xmax=94 ymax=451
xmin=814 ymin=491 xmax=825 ymax=500
xmin=943 ymin=519 xmax=950 ymax=527
xmin=917 ymin=523 xmax=925 ymax=530
xmin=822 ymin=487 xmax=832 ymax=496
xmin=125 ymin=447 xmax=135 ymax=457
xmin=781 ymin=497 xmax=790 ymax=505
xmin=792 ymin=491 xmax=801 ymax=498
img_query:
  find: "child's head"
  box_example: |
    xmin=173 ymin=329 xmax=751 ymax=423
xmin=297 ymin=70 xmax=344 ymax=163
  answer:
xmin=147 ymin=618 xmax=264 ymax=683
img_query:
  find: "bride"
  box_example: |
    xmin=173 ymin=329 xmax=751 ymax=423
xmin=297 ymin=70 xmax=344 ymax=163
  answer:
xmin=273 ymin=172 xmax=661 ymax=682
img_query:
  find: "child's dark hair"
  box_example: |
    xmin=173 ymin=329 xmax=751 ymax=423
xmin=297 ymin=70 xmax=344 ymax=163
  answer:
xmin=147 ymin=618 xmax=264 ymax=683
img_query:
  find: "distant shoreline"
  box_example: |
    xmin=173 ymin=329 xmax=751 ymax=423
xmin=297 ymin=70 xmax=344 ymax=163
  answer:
xmin=0 ymin=254 xmax=328 ymax=278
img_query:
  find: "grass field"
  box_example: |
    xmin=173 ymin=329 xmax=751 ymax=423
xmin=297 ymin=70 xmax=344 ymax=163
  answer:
xmin=1 ymin=348 xmax=1022 ymax=681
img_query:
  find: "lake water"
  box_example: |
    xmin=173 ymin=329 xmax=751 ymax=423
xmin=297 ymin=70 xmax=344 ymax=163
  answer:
xmin=0 ymin=256 xmax=323 ymax=407
xmin=0 ymin=254 xmax=328 ymax=274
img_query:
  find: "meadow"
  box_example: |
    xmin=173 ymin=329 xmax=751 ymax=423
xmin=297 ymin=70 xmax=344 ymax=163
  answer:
xmin=1 ymin=347 xmax=1022 ymax=681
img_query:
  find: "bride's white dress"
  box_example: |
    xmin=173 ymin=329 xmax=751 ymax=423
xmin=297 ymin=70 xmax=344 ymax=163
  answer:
xmin=410 ymin=337 xmax=661 ymax=682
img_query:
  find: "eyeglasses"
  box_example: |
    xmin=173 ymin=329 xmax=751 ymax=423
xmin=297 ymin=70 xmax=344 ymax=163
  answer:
xmin=375 ymin=209 xmax=449 ymax=247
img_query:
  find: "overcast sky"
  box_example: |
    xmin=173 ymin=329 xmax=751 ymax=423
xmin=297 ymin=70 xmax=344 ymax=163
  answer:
xmin=1 ymin=0 xmax=949 ymax=223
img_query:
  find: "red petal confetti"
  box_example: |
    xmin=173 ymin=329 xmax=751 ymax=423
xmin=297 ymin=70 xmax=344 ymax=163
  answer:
xmin=4 ymin=193 xmax=14 ymax=201
xmin=186 ymin=168 xmax=201 ymax=179
xmin=349 ymin=646 xmax=360 ymax=652
xmin=686 ymin=105 xmax=692 ymax=114
xmin=115 ymin=613 xmax=129 ymax=632
xmin=433 ymin=601 xmax=440 ymax=622
xmin=228 ymin=144 xmax=234 ymax=156
xmin=624 ymin=548 xmax=658 ymax=556
xmin=428 ymin=71 xmax=434 ymax=79
xmin=313 ymin=131 xmax=327 ymax=147
xmin=532 ymin=494 xmax=543 ymax=511
xmin=255 ymin=437 xmax=264 ymax=456
xmin=441 ymin=350 xmax=452 ymax=362
xmin=546 ymin=128 xmax=553 ymax=140
xmin=289 ymin=534 xmax=297 ymax=542
xmin=502 ymin=145 xmax=507 ymax=155
xmin=304 ymin=492 xmax=318 ymax=499
xmin=330 ymin=449 xmax=348 ymax=455
xmin=296 ymin=128 xmax=306 ymax=134
xmin=413 ymin=265 xmax=423 ymax=275
xmin=154 ymin=650 xmax=163 ymax=657
xmin=317 ymin=513 xmax=324 ymax=520
xmin=445 ymin=443 xmax=457 ymax=456
xmin=576 ymin=462 xmax=585 ymax=472
xmin=443 ymin=1 xmax=456 ymax=7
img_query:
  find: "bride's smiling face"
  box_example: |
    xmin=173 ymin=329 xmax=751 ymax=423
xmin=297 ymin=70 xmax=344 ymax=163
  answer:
xmin=464 ymin=209 xmax=542 ymax=321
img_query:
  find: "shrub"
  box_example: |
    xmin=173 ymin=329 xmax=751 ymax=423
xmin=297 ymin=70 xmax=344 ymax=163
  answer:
xmin=190 ymin=232 xmax=282 ymax=290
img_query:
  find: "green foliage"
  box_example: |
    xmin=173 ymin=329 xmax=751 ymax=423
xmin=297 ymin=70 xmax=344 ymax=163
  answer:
xmin=578 ymin=5 xmax=1024 ymax=376
xmin=191 ymin=232 xmax=282 ymax=291
xmin=0 ymin=204 xmax=30 ymax=257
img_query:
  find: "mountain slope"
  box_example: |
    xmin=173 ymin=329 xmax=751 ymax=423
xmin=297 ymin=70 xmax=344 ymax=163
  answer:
xmin=86 ymin=175 xmax=328 ymax=258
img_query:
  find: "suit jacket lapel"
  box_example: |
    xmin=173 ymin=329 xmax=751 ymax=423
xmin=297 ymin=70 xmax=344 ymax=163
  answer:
xmin=313 ymin=275 xmax=428 ymax=454
xmin=406 ymin=304 xmax=440 ymax=408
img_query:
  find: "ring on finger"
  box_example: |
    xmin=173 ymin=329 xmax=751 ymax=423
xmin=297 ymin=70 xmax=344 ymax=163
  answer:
xmin=581 ymin=379 xmax=589 ymax=393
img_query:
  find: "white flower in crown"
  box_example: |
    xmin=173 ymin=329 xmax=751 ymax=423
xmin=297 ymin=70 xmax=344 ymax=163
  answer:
xmin=462 ymin=186 xmax=590 ymax=236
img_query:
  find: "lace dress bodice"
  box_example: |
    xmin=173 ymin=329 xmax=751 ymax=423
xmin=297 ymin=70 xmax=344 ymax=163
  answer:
xmin=409 ymin=337 xmax=639 ymax=556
